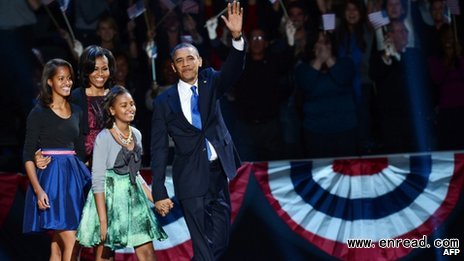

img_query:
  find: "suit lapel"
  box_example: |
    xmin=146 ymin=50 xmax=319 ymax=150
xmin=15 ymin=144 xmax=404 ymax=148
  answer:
xmin=198 ymin=77 xmax=209 ymax=124
xmin=167 ymin=84 xmax=194 ymax=128
xmin=167 ymin=85 xmax=182 ymax=113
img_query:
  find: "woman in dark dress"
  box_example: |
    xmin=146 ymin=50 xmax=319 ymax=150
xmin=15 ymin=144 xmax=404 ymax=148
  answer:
xmin=71 ymin=45 xmax=116 ymax=164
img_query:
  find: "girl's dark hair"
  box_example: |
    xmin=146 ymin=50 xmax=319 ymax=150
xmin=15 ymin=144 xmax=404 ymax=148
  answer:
xmin=336 ymin=0 xmax=367 ymax=52
xmin=39 ymin=58 xmax=74 ymax=106
xmin=103 ymin=85 xmax=131 ymax=129
xmin=78 ymin=45 xmax=115 ymax=89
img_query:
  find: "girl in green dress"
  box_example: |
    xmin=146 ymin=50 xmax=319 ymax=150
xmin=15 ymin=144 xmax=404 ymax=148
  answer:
xmin=77 ymin=86 xmax=167 ymax=260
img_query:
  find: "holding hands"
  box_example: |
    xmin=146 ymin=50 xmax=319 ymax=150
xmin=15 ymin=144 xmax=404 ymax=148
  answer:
xmin=155 ymin=198 xmax=174 ymax=217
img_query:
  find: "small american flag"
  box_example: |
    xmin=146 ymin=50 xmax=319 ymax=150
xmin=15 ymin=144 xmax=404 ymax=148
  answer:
xmin=59 ymin=0 xmax=70 ymax=11
xmin=41 ymin=0 xmax=54 ymax=5
xmin=368 ymin=10 xmax=390 ymax=30
xmin=41 ymin=0 xmax=68 ymax=11
xmin=322 ymin=13 xmax=336 ymax=31
xmin=447 ymin=0 xmax=461 ymax=15
xmin=127 ymin=0 xmax=146 ymax=19
xmin=181 ymin=0 xmax=199 ymax=14
xmin=160 ymin=0 xmax=179 ymax=10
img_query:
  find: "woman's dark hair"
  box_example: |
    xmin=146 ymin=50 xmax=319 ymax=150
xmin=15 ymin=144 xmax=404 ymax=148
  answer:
xmin=336 ymin=0 xmax=367 ymax=52
xmin=305 ymin=30 xmax=338 ymax=62
xmin=78 ymin=45 xmax=115 ymax=89
xmin=39 ymin=58 xmax=74 ymax=106
xmin=438 ymin=25 xmax=463 ymax=68
xmin=102 ymin=85 xmax=131 ymax=129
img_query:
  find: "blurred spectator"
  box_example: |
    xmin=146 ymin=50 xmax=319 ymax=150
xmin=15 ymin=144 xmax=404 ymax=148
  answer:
xmin=285 ymin=1 xmax=316 ymax=60
xmin=427 ymin=26 xmax=464 ymax=150
xmin=155 ymin=11 xmax=183 ymax=62
xmin=371 ymin=0 xmax=411 ymax=51
xmin=96 ymin=15 xmax=125 ymax=53
xmin=73 ymin=0 xmax=108 ymax=47
xmin=430 ymin=0 xmax=450 ymax=30
xmin=423 ymin=0 xmax=451 ymax=56
xmin=369 ymin=20 xmax=434 ymax=154
xmin=273 ymin=1 xmax=321 ymax=159
xmin=232 ymin=28 xmax=293 ymax=161
xmin=3 ymin=0 xmax=464 ymax=170
xmin=95 ymin=15 xmax=144 ymax=70
xmin=295 ymin=31 xmax=357 ymax=158
xmin=240 ymin=0 xmax=282 ymax=39
xmin=335 ymin=0 xmax=375 ymax=153
xmin=182 ymin=14 xmax=204 ymax=46
xmin=385 ymin=0 xmax=407 ymax=20
xmin=0 ymin=0 xmax=40 ymax=170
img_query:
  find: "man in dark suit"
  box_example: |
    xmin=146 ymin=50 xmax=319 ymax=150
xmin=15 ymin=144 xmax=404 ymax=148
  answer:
xmin=150 ymin=1 xmax=245 ymax=260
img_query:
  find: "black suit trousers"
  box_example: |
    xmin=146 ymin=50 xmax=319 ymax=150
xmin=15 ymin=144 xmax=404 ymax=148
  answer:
xmin=180 ymin=160 xmax=231 ymax=261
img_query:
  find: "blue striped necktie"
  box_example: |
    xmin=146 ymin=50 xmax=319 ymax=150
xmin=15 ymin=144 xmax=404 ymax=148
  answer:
xmin=191 ymin=86 xmax=212 ymax=159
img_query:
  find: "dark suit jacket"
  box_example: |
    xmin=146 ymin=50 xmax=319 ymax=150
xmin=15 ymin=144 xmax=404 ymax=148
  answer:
xmin=151 ymin=45 xmax=246 ymax=201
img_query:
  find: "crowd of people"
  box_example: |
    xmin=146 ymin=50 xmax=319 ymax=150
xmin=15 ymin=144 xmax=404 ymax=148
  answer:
xmin=1 ymin=0 xmax=464 ymax=167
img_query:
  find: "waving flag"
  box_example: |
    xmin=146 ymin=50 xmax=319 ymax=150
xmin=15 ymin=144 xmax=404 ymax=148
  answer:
xmin=253 ymin=153 xmax=464 ymax=260
xmin=322 ymin=13 xmax=336 ymax=31
xmin=41 ymin=0 xmax=54 ymax=4
xmin=181 ymin=0 xmax=199 ymax=14
xmin=447 ymin=0 xmax=461 ymax=15
xmin=368 ymin=10 xmax=390 ymax=29
xmin=127 ymin=0 xmax=146 ymax=20
xmin=160 ymin=0 xmax=180 ymax=10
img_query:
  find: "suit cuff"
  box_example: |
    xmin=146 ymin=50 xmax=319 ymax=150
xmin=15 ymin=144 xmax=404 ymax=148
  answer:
xmin=232 ymin=37 xmax=244 ymax=51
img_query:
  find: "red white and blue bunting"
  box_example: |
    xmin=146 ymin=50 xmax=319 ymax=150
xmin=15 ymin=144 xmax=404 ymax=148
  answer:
xmin=254 ymin=152 xmax=464 ymax=260
xmin=1 ymin=152 xmax=462 ymax=260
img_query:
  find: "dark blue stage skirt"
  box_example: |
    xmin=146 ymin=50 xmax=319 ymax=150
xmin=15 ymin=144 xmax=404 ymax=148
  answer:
xmin=23 ymin=149 xmax=91 ymax=233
